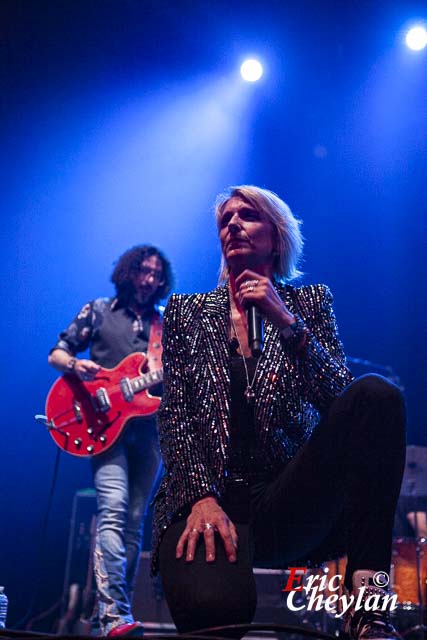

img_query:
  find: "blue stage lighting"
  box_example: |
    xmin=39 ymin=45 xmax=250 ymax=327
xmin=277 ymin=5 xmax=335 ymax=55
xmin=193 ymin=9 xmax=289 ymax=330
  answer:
xmin=240 ymin=59 xmax=263 ymax=82
xmin=405 ymin=25 xmax=427 ymax=51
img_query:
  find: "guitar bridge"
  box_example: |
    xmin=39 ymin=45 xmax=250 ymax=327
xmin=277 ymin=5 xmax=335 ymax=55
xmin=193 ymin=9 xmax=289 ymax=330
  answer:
xmin=120 ymin=377 xmax=134 ymax=402
xmin=73 ymin=401 xmax=83 ymax=423
xmin=95 ymin=387 xmax=111 ymax=412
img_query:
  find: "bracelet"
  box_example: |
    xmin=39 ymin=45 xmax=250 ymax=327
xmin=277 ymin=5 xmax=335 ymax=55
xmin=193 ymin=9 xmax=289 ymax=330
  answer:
xmin=280 ymin=315 xmax=307 ymax=349
xmin=66 ymin=357 xmax=77 ymax=372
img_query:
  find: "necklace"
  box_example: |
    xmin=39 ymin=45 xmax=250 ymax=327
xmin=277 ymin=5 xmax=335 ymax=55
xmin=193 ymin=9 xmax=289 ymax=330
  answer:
xmin=229 ymin=312 xmax=261 ymax=405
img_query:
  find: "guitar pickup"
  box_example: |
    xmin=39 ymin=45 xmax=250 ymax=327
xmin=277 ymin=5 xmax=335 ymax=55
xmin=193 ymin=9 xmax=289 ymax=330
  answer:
xmin=95 ymin=387 xmax=111 ymax=412
xmin=120 ymin=377 xmax=134 ymax=403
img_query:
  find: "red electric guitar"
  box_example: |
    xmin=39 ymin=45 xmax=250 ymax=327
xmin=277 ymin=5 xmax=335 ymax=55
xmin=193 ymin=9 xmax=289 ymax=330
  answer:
xmin=45 ymin=352 xmax=162 ymax=457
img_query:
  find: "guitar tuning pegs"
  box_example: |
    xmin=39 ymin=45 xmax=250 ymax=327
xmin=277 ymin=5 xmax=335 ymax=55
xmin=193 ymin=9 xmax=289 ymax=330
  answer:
xmin=99 ymin=435 xmax=107 ymax=444
xmin=86 ymin=445 xmax=94 ymax=454
xmin=73 ymin=438 xmax=82 ymax=447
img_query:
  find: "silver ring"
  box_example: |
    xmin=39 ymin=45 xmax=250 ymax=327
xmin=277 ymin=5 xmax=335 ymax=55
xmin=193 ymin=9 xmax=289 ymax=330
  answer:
xmin=190 ymin=527 xmax=199 ymax=533
xmin=204 ymin=522 xmax=214 ymax=530
xmin=246 ymin=279 xmax=258 ymax=291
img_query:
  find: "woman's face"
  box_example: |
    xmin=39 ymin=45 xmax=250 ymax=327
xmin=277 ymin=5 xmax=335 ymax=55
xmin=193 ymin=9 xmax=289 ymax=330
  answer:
xmin=218 ymin=196 xmax=275 ymax=275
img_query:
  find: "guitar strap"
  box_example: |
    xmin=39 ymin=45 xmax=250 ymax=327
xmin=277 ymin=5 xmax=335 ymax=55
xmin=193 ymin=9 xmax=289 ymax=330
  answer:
xmin=146 ymin=312 xmax=163 ymax=372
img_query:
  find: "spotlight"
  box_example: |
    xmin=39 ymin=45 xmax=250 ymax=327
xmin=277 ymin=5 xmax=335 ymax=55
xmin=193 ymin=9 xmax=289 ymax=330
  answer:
xmin=405 ymin=25 xmax=427 ymax=51
xmin=240 ymin=59 xmax=263 ymax=82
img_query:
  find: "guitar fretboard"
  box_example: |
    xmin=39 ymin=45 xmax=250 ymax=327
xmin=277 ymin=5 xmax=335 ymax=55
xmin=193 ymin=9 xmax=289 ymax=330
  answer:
xmin=132 ymin=368 xmax=163 ymax=393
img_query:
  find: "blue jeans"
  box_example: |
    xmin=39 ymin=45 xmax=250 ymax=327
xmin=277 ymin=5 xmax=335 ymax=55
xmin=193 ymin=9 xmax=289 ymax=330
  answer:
xmin=92 ymin=417 xmax=161 ymax=634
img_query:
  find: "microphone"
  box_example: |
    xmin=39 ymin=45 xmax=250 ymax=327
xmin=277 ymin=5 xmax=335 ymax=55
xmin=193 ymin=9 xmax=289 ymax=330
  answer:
xmin=247 ymin=305 xmax=264 ymax=357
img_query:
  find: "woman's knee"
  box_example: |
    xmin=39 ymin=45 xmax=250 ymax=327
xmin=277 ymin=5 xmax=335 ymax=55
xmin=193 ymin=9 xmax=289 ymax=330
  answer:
xmin=346 ymin=374 xmax=405 ymax=411
xmin=159 ymin=522 xmax=257 ymax=633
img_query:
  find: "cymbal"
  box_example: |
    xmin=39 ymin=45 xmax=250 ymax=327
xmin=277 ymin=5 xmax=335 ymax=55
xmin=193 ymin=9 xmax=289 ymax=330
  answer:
xmin=400 ymin=446 xmax=427 ymax=497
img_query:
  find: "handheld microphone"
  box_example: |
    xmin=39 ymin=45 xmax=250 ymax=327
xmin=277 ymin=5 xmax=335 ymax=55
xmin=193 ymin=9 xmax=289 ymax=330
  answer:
xmin=247 ymin=305 xmax=264 ymax=357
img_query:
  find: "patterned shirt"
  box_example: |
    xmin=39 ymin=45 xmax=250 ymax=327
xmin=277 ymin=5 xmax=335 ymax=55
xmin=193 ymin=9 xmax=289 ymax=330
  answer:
xmin=50 ymin=297 xmax=158 ymax=369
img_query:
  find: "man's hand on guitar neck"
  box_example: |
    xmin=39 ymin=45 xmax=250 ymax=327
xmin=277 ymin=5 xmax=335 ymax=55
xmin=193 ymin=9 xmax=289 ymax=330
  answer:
xmin=48 ymin=348 xmax=100 ymax=381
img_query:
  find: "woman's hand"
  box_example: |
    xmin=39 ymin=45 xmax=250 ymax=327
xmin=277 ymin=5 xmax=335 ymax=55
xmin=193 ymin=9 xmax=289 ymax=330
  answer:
xmin=234 ymin=269 xmax=295 ymax=331
xmin=176 ymin=496 xmax=238 ymax=563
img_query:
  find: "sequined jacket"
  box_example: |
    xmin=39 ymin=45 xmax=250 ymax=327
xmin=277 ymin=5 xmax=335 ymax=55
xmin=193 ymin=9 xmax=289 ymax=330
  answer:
xmin=151 ymin=281 xmax=353 ymax=572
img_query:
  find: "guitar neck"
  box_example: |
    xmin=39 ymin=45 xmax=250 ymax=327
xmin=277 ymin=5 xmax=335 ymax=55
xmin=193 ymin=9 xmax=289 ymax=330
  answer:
xmin=132 ymin=368 xmax=163 ymax=393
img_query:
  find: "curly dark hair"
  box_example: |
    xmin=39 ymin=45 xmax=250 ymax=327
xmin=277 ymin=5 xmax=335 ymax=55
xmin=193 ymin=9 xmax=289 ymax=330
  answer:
xmin=111 ymin=245 xmax=174 ymax=306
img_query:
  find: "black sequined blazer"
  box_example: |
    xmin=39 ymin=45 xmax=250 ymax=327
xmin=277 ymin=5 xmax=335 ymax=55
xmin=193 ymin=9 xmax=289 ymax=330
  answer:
xmin=151 ymin=281 xmax=353 ymax=572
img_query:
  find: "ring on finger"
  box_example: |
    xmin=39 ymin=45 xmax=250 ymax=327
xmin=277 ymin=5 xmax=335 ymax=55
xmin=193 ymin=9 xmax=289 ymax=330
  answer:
xmin=190 ymin=527 xmax=199 ymax=533
xmin=245 ymin=279 xmax=258 ymax=291
xmin=203 ymin=522 xmax=214 ymax=531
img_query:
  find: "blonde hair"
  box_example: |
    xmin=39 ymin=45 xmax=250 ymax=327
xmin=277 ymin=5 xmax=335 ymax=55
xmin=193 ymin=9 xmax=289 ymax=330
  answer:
xmin=215 ymin=185 xmax=304 ymax=283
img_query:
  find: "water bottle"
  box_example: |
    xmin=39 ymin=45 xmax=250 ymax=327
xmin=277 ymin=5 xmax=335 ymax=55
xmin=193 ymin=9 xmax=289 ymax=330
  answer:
xmin=0 ymin=586 xmax=8 ymax=629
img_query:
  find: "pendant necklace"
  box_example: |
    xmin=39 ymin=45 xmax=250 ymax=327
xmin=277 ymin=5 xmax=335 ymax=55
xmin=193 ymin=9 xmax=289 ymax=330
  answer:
xmin=229 ymin=312 xmax=261 ymax=405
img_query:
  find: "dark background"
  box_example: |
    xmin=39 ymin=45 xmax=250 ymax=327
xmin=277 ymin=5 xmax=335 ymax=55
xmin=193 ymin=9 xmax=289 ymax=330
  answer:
xmin=1 ymin=0 xmax=426 ymax=630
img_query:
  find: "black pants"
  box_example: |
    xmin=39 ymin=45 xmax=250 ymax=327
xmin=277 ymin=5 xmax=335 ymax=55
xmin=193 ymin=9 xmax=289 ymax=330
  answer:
xmin=159 ymin=375 xmax=406 ymax=633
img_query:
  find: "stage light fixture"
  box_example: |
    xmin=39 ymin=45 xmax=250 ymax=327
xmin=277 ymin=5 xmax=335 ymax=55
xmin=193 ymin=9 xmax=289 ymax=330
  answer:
xmin=240 ymin=59 xmax=263 ymax=82
xmin=405 ymin=25 xmax=427 ymax=51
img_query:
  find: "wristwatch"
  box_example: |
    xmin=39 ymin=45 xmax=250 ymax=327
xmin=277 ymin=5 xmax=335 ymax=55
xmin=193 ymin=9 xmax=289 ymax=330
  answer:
xmin=280 ymin=320 xmax=298 ymax=339
xmin=279 ymin=315 xmax=308 ymax=349
xmin=66 ymin=357 xmax=77 ymax=372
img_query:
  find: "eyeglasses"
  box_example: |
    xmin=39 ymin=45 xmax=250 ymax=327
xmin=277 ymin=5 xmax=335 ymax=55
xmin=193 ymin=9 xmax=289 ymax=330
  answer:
xmin=138 ymin=265 xmax=164 ymax=283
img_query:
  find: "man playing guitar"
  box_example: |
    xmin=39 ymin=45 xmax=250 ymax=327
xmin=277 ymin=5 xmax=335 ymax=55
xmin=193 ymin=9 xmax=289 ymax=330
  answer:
xmin=48 ymin=244 xmax=174 ymax=637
